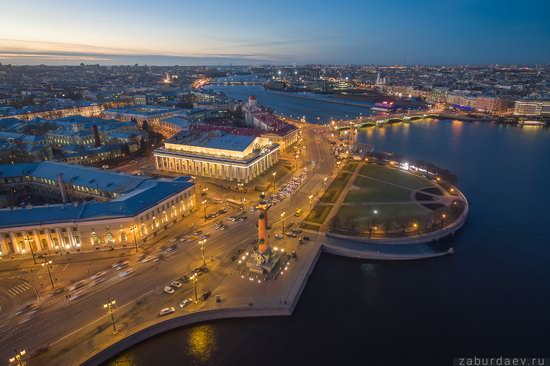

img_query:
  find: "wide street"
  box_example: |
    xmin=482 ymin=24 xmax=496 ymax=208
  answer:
xmin=0 ymin=122 xmax=335 ymax=365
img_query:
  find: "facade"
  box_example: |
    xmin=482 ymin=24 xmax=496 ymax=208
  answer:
xmin=513 ymin=100 xmax=550 ymax=116
xmin=154 ymin=130 xmax=279 ymax=183
xmin=0 ymin=162 xmax=196 ymax=257
xmin=243 ymin=96 xmax=299 ymax=152
xmin=473 ymin=97 xmax=511 ymax=112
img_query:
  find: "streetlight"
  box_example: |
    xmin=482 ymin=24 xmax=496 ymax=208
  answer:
xmin=308 ymin=194 xmax=314 ymax=211
xmin=191 ymin=274 xmax=198 ymax=303
xmin=202 ymin=199 xmax=207 ymax=220
xmin=24 ymin=236 xmax=37 ymax=264
xmin=41 ymin=258 xmax=55 ymax=289
xmin=280 ymin=212 xmax=286 ymax=235
xmin=237 ymin=183 xmax=244 ymax=203
xmin=199 ymin=239 xmax=206 ymax=267
xmin=130 ymin=225 xmax=139 ymax=252
xmin=323 ymin=176 xmax=328 ymax=187
xmin=272 ymin=172 xmax=277 ymax=190
xmin=103 ymin=298 xmax=117 ymax=335
xmin=9 ymin=349 xmax=26 ymax=366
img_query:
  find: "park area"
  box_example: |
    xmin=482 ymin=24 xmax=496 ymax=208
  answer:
xmin=305 ymin=161 xmax=466 ymax=238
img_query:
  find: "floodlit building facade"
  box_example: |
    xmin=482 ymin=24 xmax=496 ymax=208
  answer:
xmin=154 ymin=130 xmax=279 ymax=183
xmin=0 ymin=162 xmax=196 ymax=257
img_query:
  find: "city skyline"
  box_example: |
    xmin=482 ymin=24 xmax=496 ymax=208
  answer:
xmin=1 ymin=0 xmax=549 ymax=66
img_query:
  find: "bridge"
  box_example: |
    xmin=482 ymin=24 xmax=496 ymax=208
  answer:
xmin=332 ymin=112 xmax=441 ymax=131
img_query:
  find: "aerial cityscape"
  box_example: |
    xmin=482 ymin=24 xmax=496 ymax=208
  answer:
xmin=1 ymin=1 xmax=549 ymax=366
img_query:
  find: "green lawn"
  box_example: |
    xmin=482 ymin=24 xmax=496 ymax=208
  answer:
xmin=343 ymin=161 xmax=360 ymax=173
xmin=345 ymin=176 xmax=412 ymax=203
xmin=359 ymin=164 xmax=430 ymax=189
xmin=321 ymin=173 xmax=351 ymax=203
xmin=335 ymin=203 xmax=428 ymax=225
xmin=305 ymin=205 xmax=333 ymax=224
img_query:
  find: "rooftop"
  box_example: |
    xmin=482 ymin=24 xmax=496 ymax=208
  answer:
xmin=0 ymin=162 xmax=194 ymax=228
xmin=166 ymin=130 xmax=256 ymax=152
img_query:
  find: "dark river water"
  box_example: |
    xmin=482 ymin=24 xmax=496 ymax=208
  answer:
xmin=106 ymin=85 xmax=550 ymax=366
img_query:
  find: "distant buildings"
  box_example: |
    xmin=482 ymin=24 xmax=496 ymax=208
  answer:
xmin=0 ymin=162 xmax=196 ymax=256
xmin=154 ymin=130 xmax=279 ymax=183
xmin=0 ymin=115 xmax=145 ymax=165
xmin=513 ymin=100 xmax=550 ymax=116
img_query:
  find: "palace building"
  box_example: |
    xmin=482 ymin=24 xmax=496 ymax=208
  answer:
xmin=0 ymin=162 xmax=196 ymax=257
xmin=154 ymin=130 xmax=279 ymax=183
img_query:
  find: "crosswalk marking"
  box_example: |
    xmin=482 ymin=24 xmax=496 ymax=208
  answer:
xmin=5 ymin=282 xmax=31 ymax=297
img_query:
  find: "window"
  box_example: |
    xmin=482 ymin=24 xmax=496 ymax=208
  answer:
xmin=119 ymin=231 xmax=127 ymax=242
xmin=90 ymin=233 xmax=100 ymax=246
xmin=105 ymin=233 xmax=115 ymax=245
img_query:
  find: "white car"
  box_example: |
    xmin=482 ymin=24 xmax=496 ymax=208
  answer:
xmin=179 ymin=298 xmax=193 ymax=308
xmin=163 ymin=286 xmax=175 ymax=294
xmin=170 ymin=280 xmax=182 ymax=288
xmin=119 ymin=268 xmax=135 ymax=277
xmin=141 ymin=255 xmax=155 ymax=263
xmin=159 ymin=307 xmax=175 ymax=316
xmin=169 ymin=238 xmax=177 ymax=243
xmin=275 ymin=234 xmax=284 ymax=239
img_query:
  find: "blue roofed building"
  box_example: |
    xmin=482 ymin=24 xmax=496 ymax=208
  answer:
xmin=0 ymin=162 xmax=196 ymax=257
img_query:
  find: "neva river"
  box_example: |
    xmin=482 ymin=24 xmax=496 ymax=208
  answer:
xmin=106 ymin=86 xmax=550 ymax=366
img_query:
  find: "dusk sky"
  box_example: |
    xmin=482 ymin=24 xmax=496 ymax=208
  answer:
xmin=1 ymin=0 xmax=549 ymax=65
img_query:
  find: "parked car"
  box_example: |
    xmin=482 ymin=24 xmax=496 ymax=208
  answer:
xmin=179 ymin=275 xmax=189 ymax=283
xmin=179 ymin=298 xmax=193 ymax=308
xmin=200 ymin=290 xmax=211 ymax=301
xmin=159 ymin=307 xmax=175 ymax=316
xmin=275 ymin=234 xmax=284 ymax=239
xmin=163 ymin=286 xmax=175 ymax=294
xmin=30 ymin=346 xmax=50 ymax=358
xmin=170 ymin=280 xmax=182 ymax=288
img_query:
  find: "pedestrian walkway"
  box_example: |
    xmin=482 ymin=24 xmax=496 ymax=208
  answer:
xmin=6 ymin=282 xmax=32 ymax=297
xmin=319 ymin=163 xmax=363 ymax=232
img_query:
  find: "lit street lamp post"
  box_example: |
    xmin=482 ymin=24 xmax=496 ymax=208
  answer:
xmin=9 ymin=349 xmax=26 ymax=366
xmin=237 ymin=183 xmax=244 ymax=204
xmin=202 ymin=199 xmax=207 ymax=220
xmin=41 ymin=258 xmax=55 ymax=289
xmin=280 ymin=212 xmax=285 ymax=235
xmin=199 ymin=239 xmax=206 ymax=266
xmin=308 ymin=194 xmax=314 ymax=211
xmin=103 ymin=298 xmax=117 ymax=335
xmin=65 ymin=244 xmax=70 ymax=264
xmin=272 ymin=172 xmax=277 ymax=190
xmin=191 ymin=274 xmax=198 ymax=302
xmin=24 ymin=236 xmax=37 ymax=264
xmin=131 ymin=225 xmax=139 ymax=252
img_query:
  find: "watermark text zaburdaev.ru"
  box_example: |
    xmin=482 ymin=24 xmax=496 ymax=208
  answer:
xmin=454 ymin=358 xmax=549 ymax=366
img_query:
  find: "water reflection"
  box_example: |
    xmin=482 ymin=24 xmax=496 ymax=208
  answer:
xmin=187 ymin=324 xmax=217 ymax=363
xmin=108 ymin=351 xmax=137 ymax=366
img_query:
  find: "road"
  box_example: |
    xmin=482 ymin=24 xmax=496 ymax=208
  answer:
xmin=0 ymin=122 xmax=335 ymax=365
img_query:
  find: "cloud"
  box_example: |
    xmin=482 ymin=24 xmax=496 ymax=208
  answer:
xmin=0 ymin=38 xmax=291 ymax=65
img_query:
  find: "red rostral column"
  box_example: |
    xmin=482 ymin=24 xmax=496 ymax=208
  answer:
xmin=257 ymin=192 xmax=269 ymax=253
